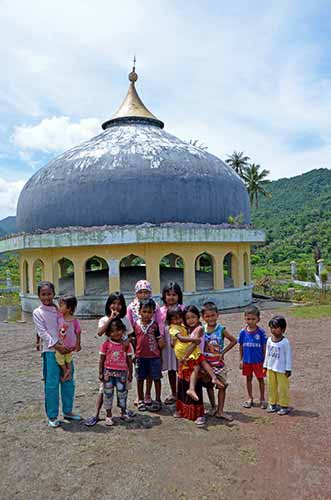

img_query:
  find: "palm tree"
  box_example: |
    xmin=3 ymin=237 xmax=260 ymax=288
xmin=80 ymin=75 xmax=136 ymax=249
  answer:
xmin=243 ymin=163 xmax=271 ymax=208
xmin=225 ymin=151 xmax=250 ymax=177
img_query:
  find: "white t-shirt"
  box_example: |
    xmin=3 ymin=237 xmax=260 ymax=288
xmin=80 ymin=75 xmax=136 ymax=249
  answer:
xmin=98 ymin=315 xmax=133 ymax=340
xmin=263 ymin=337 xmax=292 ymax=373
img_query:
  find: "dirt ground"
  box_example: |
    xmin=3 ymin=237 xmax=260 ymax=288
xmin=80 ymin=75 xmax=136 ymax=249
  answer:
xmin=1 ymin=307 xmax=330 ymax=500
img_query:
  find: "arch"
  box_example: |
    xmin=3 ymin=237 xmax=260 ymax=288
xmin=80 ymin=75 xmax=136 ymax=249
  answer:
xmin=120 ymin=254 xmax=146 ymax=293
xmin=195 ymin=252 xmax=214 ymax=291
xmin=55 ymin=257 xmax=75 ymax=296
xmin=223 ymin=252 xmax=239 ymax=288
xmin=32 ymin=259 xmax=45 ymax=294
xmin=243 ymin=252 xmax=250 ymax=286
xmin=22 ymin=260 xmax=29 ymax=293
xmin=159 ymin=253 xmax=184 ymax=290
xmin=85 ymin=256 xmax=109 ymax=296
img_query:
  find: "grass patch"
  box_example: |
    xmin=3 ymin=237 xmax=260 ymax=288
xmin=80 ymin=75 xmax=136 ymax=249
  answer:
xmin=239 ymin=446 xmax=257 ymax=465
xmin=289 ymin=304 xmax=331 ymax=319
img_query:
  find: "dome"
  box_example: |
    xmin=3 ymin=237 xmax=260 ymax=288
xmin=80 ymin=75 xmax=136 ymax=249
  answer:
xmin=16 ymin=67 xmax=250 ymax=233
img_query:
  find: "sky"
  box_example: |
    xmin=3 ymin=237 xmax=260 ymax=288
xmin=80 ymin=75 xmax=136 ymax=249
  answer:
xmin=1 ymin=0 xmax=331 ymax=219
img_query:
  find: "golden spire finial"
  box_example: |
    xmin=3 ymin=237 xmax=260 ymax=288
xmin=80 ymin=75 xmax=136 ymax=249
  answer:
xmin=129 ymin=55 xmax=138 ymax=83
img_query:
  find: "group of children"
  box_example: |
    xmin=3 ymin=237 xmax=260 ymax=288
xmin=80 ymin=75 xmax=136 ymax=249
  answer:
xmin=33 ymin=279 xmax=292 ymax=428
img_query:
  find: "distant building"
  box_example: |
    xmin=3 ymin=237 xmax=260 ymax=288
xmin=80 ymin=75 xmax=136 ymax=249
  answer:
xmin=0 ymin=64 xmax=264 ymax=315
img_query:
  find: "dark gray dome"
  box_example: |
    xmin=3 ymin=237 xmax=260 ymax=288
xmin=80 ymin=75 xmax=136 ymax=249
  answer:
xmin=16 ymin=122 xmax=250 ymax=232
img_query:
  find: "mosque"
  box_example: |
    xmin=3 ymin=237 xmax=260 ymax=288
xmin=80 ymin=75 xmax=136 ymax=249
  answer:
xmin=0 ymin=63 xmax=264 ymax=316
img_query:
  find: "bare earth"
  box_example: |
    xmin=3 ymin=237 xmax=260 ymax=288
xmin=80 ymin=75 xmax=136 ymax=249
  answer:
xmin=1 ymin=308 xmax=330 ymax=500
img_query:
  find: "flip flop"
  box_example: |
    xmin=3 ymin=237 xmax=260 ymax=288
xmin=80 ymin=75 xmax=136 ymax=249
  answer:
xmin=149 ymin=401 xmax=162 ymax=412
xmin=195 ymin=416 xmax=206 ymax=427
xmin=242 ymin=400 xmax=253 ymax=408
xmin=63 ymin=414 xmax=82 ymax=421
xmin=48 ymin=419 xmax=61 ymax=428
xmin=164 ymin=395 xmax=176 ymax=405
xmin=105 ymin=417 xmax=114 ymax=426
xmin=138 ymin=401 xmax=147 ymax=411
xmin=84 ymin=416 xmax=99 ymax=427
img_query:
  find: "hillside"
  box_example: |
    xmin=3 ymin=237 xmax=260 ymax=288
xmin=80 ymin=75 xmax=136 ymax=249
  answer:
xmin=252 ymin=168 xmax=331 ymax=263
xmin=0 ymin=216 xmax=17 ymax=237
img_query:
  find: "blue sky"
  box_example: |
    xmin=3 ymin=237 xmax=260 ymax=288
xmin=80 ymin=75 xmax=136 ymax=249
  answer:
xmin=1 ymin=0 xmax=331 ymax=218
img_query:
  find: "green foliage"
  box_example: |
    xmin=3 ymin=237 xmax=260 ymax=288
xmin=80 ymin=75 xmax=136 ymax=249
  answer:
xmin=289 ymin=304 xmax=331 ymax=319
xmin=252 ymin=168 xmax=331 ymax=263
xmin=320 ymin=269 xmax=328 ymax=283
xmin=0 ymin=253 xmax=19 ymax=284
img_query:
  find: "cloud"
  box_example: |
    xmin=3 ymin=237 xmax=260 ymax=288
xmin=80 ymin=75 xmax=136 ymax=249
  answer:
xmin=13 ymin=116 xmax=100 ymax=153
xmin=0 ymin=178 xmax=25 ymax=219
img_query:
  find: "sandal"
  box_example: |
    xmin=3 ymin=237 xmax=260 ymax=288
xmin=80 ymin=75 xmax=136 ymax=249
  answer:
xmin=138 ymin=401 xmax=147 ymax=411
xmin=120 ymin=410 xmax=134 ymax=422
xmin=260 ymin=400 xmax=268 ymax=410
xmin=84 ymin=416 xmax=99 ymax=427
xmin=149 ymin=401 xmax=162 ymax=412
xmin=242 ymin=400 xmax=253 ymax=408
xmin=144 ymin=397 xmax=152 ymax=406
xmin=63 ymin=413 xmax=82 ymax=421
xmin=164 ymin=395 xmax=176 ymax=405
xmin=173 ymin=411 xmax=183 ymax=418
xmin=195 ymin=416 xmax=206 ymax=427
xmin=205 ymin=407 xmax=217 ymax=417
xmin=105 ymin=417 xmax=114 ymax=426
xmin=48 ymin=419 xmax=61 ymax=428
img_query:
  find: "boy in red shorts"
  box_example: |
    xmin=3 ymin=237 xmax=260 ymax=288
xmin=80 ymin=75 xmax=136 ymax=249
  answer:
xmin=238 ymin=306 xmax=267 ymax=409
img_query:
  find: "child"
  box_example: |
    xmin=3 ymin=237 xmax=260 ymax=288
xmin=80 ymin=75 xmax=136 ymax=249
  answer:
xmin=160 ymin=282 xmax=184 ymax=404
xmin=33 ymin=281 xmax=80 ymax=427
xmin=264 ymin=315 xmax=292 ymax=415
xmin=238 ymin=305 xmax=267 ymax=409
xmin=134 ymin=298 xmax=165 ymax=412
xmin=168 ymin=307 xmax=224 ymax=401
xmin=56 ymin=296 xmax=81 ymax=382
xmin=99 ymin=317 xmax=134 ymax=425
xmin=85 ymin=292 xmax=133 ymax=427
xmin=127 ymin=280 xmax=164 ymax=406
xmin=202 ymin=302 xmax=237 ymax=421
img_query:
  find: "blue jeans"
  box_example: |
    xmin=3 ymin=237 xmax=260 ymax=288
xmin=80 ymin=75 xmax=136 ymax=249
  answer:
xmin=42 ymin=352 xmax=75 ymax=419
xmin=103 ymin=370 xmax=128 ymax=411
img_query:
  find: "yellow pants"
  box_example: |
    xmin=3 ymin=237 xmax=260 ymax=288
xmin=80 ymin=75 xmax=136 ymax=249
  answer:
xmin=267 ymin=370 xmax=289 ymax=407
xmin=55 ymin=351 xmax=72 ymax=367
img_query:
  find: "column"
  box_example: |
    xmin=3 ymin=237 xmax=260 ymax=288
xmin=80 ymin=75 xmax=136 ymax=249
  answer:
xmin=183 ymin=256 xmax=195 ymax=293
xmin=73 ymin=259 xmax=85 ymax=297
xmin=28 ymin=259 xmax=34 ymax=294
xmin=290 ymin=261 xmax=296 ymax=279
xmin=107 ymin=258 xmax=120 ymax=292
xmin=214 ymin=254 xmax=224 ymax=290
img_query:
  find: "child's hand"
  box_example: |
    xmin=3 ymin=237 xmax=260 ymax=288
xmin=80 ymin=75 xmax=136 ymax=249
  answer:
xmin=158 ymin=337 xmax=166 ymax=350
xmin=192 ymin=338 xmax=201 ymax=345
xmin=263 ymin=368 xmax=267 ymax=377
xmin=55 ymin=343 xmax=70 ymax=354
xmin=99 ymin=373 xmax=104 ymax=382
xmin=285 ymin=370 xmax=291 ymax=378
xmin=75 ymin=343 xmax=81 ymax=352
xmin=35 ymin=341 xmax=40 ymax=351
xmin=128 ymin=374 xmax=133 ymax=383
xmin=239 ymin=360 xmax=243 ymax=370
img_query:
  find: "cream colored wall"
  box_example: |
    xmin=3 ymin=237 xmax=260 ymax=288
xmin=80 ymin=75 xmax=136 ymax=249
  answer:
xmin=19 ymin=241 xmax=251 ymax=296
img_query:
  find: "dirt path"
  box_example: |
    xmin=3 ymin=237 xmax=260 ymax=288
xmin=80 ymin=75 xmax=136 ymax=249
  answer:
xmin=0 ymin=309 xmax=330 ymax=500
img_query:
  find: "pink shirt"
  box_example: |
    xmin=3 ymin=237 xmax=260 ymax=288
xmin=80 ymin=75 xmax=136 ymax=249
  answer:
xmin=100 ymin=340 xmax=134 ymax=371
xmin=33 ymin=304 xmax=59 ymax=352
xmin=58 ymin=316 xmax=81 ymax=350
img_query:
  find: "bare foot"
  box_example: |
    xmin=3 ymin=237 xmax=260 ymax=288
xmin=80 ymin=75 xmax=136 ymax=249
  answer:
xmin=212 ymin=377 xmax=225 ymax=389
xmin=215 ymin=412 xmax=233 ymax=422
xmin=186 ymin=389 xmax=199 ymax=401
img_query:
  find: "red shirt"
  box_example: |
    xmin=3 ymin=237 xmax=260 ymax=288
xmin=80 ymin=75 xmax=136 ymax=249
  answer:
xmin=100 ymin=340 xmax=133 ymax=370
xmin=134 ymin=320 xmax=161 ymax=358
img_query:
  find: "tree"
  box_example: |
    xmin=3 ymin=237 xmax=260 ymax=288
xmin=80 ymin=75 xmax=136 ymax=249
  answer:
xmin=243 ymin=163 xmax=271 ymax=208
xmin=225 ymin=151 xmax=250 ymax=177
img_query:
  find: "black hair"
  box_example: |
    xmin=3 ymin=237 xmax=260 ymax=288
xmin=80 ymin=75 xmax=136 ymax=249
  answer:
xmin=104 ymin=292 xmax=127 ymax=318
xmin=183 ymin=305 xmax=201 ymax=327
xmin=166 ymin=305 xmax=184 ymax=324
xmin=139 ymin=298 xmax=156 ymax=311
xmin=37 ymin=281 xmax=55 ymax=297
xmin=201 ymin=301 xmax=218 ymax=315
xmin=245 ymin=305 xmax=260 ymax=318
xmin=59 ymin=295 xmax=77 ymax=314
xmin=268 ymin=315 xmax=287 ymax=332
xmin=161 ymin=281 xmax=183 ymax=305
xmin=105 ymin=317 xmax=127 ymax=337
